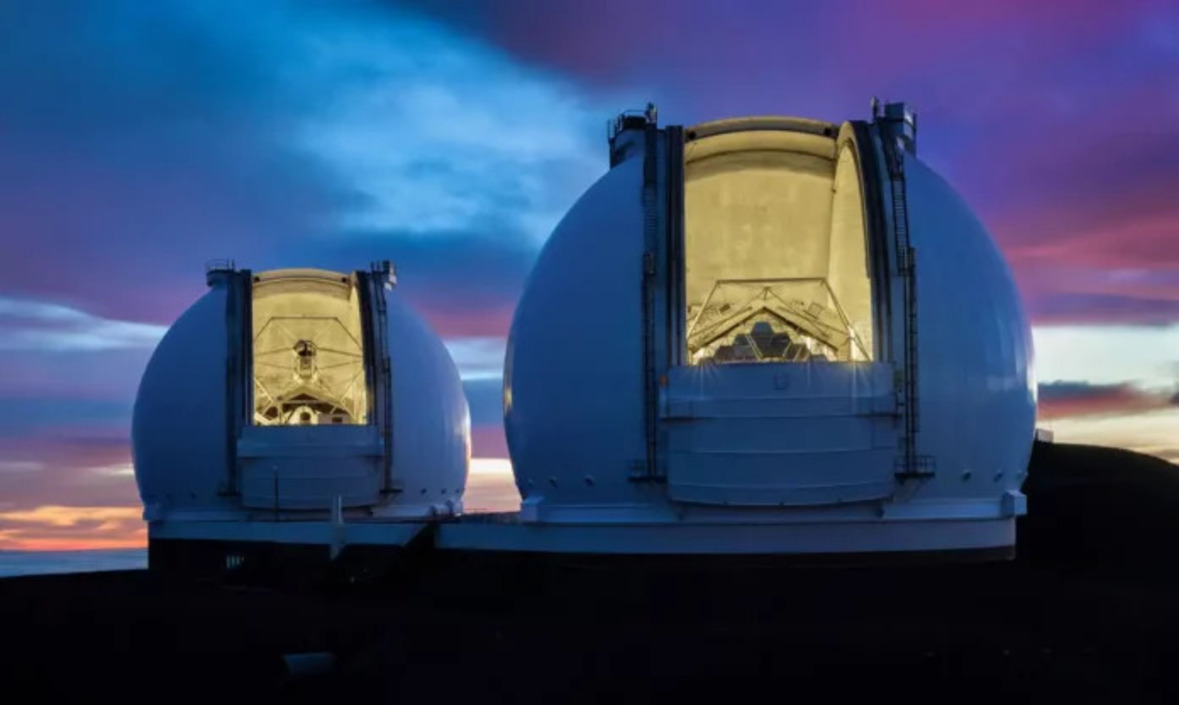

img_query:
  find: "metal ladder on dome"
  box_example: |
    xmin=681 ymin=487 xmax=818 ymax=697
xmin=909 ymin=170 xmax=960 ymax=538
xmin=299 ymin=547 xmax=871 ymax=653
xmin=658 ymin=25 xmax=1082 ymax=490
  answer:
xmin=880 ymin=105 xmax=935 ymax=482
xmin=608 ymin=105 xmax=665 ymax=484
xmin=369 ymin=260 xmax=398 ymax=495
xmin=638 ymin=104 xmax=662 ymax=483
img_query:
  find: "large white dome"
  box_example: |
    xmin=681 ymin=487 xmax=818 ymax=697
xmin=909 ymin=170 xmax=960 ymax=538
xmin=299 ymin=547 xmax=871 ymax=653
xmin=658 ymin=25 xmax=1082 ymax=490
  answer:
xmin=503 ymin=104 xmax=1035 ymax=556
xmin=132 ymin=264 xmax=469 ymax=522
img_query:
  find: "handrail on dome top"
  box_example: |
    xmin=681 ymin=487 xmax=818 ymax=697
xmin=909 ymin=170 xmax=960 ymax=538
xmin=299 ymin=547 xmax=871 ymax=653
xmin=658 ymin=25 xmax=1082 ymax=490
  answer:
xmin=607 ymin=103 xmax=658 ymax=141
xmin=205 ymin=258 xmax=236 ymax=273
xmin=205 ymin=259 xmax=237 ymax=287
xmin=370 ymin=259 xmax=397 ymax=288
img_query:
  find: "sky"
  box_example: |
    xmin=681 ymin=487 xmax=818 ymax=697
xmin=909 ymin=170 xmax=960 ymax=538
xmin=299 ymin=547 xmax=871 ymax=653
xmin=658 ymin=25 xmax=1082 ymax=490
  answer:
xmin=0 ymin=0 xmax=1176 ymax=549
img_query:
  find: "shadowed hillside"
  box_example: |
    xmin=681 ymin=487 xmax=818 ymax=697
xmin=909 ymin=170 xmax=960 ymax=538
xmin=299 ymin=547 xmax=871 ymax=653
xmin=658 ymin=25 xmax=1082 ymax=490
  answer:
xmin=1019 ymin=441 xmax=1179 ymax=577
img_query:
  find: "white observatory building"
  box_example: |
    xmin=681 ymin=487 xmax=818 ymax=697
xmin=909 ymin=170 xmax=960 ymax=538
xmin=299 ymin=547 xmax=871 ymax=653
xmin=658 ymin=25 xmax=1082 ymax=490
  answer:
xmin=133 ymin=262 xmax=469 ymax=570
xmin=483 ymin=102 xmax=1036 ymax=559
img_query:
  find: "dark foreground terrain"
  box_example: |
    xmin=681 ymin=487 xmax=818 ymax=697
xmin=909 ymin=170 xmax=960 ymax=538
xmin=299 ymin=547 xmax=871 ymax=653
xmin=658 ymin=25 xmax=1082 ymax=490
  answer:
xmin=3 ymin=442 xmax=1179 ymax=703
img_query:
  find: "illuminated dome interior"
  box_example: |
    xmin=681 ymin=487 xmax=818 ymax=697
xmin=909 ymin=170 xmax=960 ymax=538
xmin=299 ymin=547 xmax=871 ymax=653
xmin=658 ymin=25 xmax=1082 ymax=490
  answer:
xmin=684 ymin=125 xmax=873 ymax=363
xmin=250 ymin=269 xmax=369 ymax=426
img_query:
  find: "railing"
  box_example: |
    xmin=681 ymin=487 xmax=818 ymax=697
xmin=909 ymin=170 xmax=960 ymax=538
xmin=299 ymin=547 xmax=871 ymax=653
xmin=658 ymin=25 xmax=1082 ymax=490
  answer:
xmin=607 ymin=103 xmax=658 ymax=142
xmin=205 ymin=258 xmax=235 ymax=273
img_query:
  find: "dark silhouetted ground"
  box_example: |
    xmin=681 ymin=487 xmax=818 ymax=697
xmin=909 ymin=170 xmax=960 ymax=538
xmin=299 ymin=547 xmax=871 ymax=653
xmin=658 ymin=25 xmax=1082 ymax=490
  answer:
xmin=2 ymin=441 xmax=1178 ymax=703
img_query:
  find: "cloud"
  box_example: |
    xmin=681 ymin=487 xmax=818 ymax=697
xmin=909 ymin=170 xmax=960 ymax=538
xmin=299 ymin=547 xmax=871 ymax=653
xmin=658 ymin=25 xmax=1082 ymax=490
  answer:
xmin=983 ymin=120 xmax=1179 ymax=326
xmin=396 ymin=0 xmax=831 ymax=95
xmin=298 ymin=21 xmax=606 ymax=242
xmin=0 ymin=0 xmax=609 ymax=507
xmin=1023 ymin=291 xmax=1179 ymax=327
xmin=447 ymin=338 xmax=506 ymax=380
xmin=290 ymin=230 xmax=536 ymax=338
xmin=410 ymin=0 xmax=1179 ymax=329
xmin=1037 ymin=380 xmax=1177 ymax=420
xmin=0 ymin=399 xmax=134 ymax=437
xmin=1045 ymin=408 xmax=1179 ymax=465
xmin=1032 ymin=324 xmax=1179 ymax=390
xmin=0 ymin=0 xmax=607 ymax=331
xmin=0 ymin=461 xmax=44 ymax=473
xmin=462 ymin=376 xmax=504 ymax=425
xmin=0 ymin=435 xmax=138 ymax=511
xmin=462 ymin=375 xmax=507 ymax=459
xmin=0 ymin=1 xmax=356 ymax=322
xmin=0 ymin=297 xmax=166 ymax=352
xmin=0 ymin=505 xmax=145 ymax=550
xmin=0 ymin=429 xmax=142 ymax=551
xmin=471 ymin=424 xmax=508 ymax=459
xmin=0 ymin=505 xmax=141 ymax=528
xmin=465 ymin=458 xmax=518 ymax=512
xmin=0 ymin=348 xmax=151 ymax=402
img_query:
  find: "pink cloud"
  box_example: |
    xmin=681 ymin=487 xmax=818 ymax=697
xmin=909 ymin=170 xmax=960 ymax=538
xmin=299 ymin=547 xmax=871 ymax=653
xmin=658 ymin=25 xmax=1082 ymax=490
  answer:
xmin=417 ymin=305 xmax=514 ymax=339
xmin=471 ymin=424 xmax=508 ymax=459
xmin=1038 ymin=381 xmax=1176 ymax=420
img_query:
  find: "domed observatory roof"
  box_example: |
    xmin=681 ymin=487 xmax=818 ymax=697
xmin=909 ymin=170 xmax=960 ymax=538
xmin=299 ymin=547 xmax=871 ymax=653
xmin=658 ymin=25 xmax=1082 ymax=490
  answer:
xmin=133 ymin=262 xmax=469 ymax=523
xmin=503 ymin=103 xmax=1036 ymax=557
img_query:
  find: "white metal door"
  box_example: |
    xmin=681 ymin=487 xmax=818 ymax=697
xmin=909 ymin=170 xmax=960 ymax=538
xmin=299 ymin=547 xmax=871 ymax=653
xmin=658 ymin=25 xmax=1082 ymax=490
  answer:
xmin=663 ymin=361 xmax=898 ymax=506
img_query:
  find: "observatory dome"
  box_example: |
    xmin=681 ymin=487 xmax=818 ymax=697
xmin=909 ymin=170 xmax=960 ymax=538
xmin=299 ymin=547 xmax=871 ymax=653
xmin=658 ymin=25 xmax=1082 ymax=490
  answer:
xmin=132 ymin=263 xmax=469 ymax=523
xmin=503 ymin=104 xmax=1035 ymax=556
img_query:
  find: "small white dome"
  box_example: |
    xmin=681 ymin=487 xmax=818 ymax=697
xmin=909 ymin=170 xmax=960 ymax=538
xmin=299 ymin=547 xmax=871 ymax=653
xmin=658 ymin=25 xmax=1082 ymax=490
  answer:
xmin=132 ymin=265 xmax=469 ymax=521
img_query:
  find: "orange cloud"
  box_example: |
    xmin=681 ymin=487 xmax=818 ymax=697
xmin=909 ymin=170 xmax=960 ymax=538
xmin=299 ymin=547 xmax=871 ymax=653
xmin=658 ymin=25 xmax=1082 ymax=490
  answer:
xmin=1042 ymin=408 xmax=1179 ymax=465
xmin=0 ymin=532 xmax=146 ymax=552
xmin=0 ymin=505 xmax=140 ymax=526
xmin=0 ymin=505 xmax=145 ymax=551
